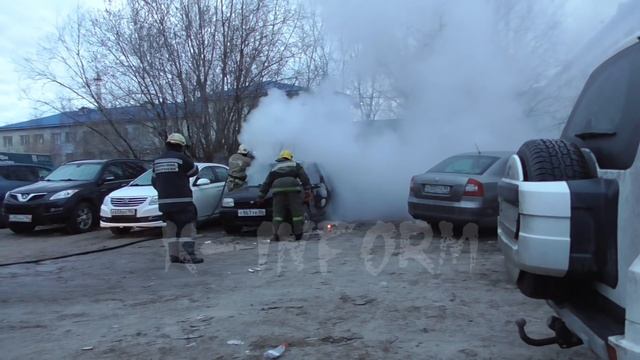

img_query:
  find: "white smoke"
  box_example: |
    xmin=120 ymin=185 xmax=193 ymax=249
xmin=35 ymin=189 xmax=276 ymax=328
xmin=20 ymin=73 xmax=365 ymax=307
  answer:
xmin=239 ymin=0 xmax=628 ymax=221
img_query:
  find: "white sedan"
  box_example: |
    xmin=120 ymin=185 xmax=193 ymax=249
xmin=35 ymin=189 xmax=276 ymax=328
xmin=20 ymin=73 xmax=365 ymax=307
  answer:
xmin=100 ymin=163 xmax=228 ymax=235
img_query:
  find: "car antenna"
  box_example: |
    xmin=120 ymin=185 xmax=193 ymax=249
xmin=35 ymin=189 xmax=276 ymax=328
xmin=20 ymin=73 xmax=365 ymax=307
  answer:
xmin=475 ymin=143 xmax=482 ymax=155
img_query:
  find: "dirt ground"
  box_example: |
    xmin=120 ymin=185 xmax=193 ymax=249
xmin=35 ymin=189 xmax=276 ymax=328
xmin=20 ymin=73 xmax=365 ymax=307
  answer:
xmin=0 ymin=222 xmax=596 ymax=359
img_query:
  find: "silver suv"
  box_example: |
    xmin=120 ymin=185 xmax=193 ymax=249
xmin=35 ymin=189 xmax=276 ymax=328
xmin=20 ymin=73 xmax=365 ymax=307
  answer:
xmin=498 ymin=38 xmax=640 ymax=359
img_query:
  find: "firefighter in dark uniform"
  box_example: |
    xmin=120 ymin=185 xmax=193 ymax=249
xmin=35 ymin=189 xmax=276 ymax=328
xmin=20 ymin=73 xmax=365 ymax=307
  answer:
xmin=258 ymin=150 xmax=311 ymax=241
xmin=226 ymin=144 xmax=254 ymax=191
xmin=152 ymin=133 xmax=203 ymax=264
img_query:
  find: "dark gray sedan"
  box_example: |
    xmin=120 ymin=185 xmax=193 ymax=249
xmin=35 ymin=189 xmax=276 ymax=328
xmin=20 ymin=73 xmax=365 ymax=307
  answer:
xmin=408 ymin=151 xmax=512 ymax=228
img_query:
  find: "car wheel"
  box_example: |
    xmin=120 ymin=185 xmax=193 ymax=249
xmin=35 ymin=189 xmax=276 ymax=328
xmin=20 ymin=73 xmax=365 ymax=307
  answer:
xmin=8 ymin=223 xmax=35 ymax=234
xmin=110 ymin=227 xmax=132 ymax=236
xmin=224 ymin=224 xmax=242 ymax=235
xmin=517 ymin=139 xmax=592 ymax=181
xmin=67 ymin=202 xmax=96 ymax=234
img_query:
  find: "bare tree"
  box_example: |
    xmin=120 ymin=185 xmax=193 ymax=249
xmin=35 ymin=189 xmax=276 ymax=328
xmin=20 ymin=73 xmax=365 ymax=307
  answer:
xmin=22 ymin=0 xmax=328 ymax=161
xmin=23 ymin=9 xmax=141 ymax=159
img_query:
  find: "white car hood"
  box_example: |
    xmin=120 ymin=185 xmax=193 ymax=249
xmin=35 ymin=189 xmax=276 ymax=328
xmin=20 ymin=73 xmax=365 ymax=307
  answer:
xmin=109 ymin=185 xmax=158 ymax=198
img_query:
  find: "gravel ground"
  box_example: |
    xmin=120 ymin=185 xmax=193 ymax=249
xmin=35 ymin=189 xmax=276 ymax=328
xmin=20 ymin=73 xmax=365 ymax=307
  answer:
xmin=0 ymin=222 xmax=596 ymax=359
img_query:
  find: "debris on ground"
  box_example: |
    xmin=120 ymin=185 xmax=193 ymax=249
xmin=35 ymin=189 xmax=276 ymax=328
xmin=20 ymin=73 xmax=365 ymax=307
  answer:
xmin=339 ymin=294 xmax=376 ymax=306
xmin=177 ymin=335 xmax=203 ymax=340
xmin=248 ymin=266 xmax=264 ymax=273
xmin=226 ymin=339 xmax=244 ymax=345
xmin=319 ymin=335 xmax=362 ymax=344
xmin=260 ymin=305 xmax=304 ymax=311
xmin=263 ymin=343 xmax=287 ymax=359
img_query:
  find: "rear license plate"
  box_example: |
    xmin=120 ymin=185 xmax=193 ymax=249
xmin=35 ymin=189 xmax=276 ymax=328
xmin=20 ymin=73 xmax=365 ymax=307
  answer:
xmin=111 ymin=209 xmax=136 ymax=216
xmin=424 ymin=184 xmax=451 ymax=194
xmin=238 ymin=209 xmax=266 ymax=217
xmin=9 ymin=214 xmax=32 ymax=223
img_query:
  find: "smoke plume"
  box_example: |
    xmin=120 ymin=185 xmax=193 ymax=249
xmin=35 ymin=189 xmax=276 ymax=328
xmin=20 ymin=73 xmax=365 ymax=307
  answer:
xmin=240 ymin=0 xmax=628 ymax=221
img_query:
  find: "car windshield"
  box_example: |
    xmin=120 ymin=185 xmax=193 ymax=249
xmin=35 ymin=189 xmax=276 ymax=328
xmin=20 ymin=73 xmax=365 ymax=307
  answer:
xmin=45 ymin=163 xmax=102 ymax=181
xmin=429 ymin=155 xmax=499 ymax=175
xmin=129 ymin=169 xmax=153 ymax=186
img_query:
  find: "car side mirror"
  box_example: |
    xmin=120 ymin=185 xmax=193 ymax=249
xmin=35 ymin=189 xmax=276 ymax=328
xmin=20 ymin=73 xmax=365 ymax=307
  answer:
xmin=100 ymin=176 xmax=116 ymax=185
xmin=195 ymin=178 xmax=211 ymax=186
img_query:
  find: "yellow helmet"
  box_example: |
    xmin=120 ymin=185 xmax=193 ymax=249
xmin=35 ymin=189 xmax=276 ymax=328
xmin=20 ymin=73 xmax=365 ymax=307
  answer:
xmin=278 ymin=149 xmax=294 ymax=160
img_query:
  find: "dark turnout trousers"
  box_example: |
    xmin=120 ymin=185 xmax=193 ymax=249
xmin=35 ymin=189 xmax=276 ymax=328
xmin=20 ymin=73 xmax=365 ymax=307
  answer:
xmin=272 ymin=191 xmax=305 ymax=238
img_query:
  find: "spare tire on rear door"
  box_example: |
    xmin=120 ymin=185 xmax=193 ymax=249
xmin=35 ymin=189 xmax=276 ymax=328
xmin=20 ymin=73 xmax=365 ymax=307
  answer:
xmin=515 ymin=139 xmax=594 ymax=300
xmin=517 ymin=139 xmax=592 ymax=181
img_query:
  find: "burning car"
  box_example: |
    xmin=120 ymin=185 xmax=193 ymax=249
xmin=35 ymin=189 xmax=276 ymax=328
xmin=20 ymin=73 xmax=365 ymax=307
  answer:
xmin=219 ymin=162 xmax=330 ymax=234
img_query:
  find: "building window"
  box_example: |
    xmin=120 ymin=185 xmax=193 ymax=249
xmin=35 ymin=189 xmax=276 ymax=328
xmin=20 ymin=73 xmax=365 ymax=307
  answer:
xmin=65 ymin=131 xmax=76 ymax=143
xmin=3 ymin=136 xmax=12 ymax=148
xmin=33 ymin=134 xmax=45 ymax=145
xmin=51 ymin=133 xmax=62 ymax=145
xmin=20 ymin=135 xmax=30 ymax=145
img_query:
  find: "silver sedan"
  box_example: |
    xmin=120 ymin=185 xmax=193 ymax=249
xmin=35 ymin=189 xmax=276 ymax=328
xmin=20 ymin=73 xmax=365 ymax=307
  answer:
xmin=408 ymin=151 xmax=513 ymax=228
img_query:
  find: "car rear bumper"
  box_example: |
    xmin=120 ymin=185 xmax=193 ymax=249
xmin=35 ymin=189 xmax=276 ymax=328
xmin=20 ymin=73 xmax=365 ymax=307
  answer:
xmin=498 ymin=179 xmax=572 ymax=278
xmin=407 ymin=196 xmax=496 ymax=225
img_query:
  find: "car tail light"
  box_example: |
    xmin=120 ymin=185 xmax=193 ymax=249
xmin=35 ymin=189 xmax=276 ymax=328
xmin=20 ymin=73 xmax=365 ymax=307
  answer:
xmin=464 ymin=179 xmax=484 ymax=197
xmin=607 ymin=344 xmax=618 ymax=360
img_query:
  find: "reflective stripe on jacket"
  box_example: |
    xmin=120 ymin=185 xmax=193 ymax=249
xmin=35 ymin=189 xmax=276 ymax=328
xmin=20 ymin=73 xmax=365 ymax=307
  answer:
xmin=259 ymin=160 xmax=311 ymax=196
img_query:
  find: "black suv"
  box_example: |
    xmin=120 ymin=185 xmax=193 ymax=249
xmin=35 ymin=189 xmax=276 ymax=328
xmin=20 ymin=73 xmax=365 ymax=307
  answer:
xmin=4 ymin=159 xmax=148 ymax=234
xmin=0 ymin=163 xmax=52 ymax=227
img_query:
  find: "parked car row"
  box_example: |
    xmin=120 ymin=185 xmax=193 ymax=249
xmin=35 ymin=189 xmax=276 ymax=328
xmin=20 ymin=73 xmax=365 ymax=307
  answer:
xmin=1 ymin=158 xmax=332 ymax=237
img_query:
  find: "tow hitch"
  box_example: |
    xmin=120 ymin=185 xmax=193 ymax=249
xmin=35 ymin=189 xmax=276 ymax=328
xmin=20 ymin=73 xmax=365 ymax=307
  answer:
xmin=515 ymin=316 xmax=583 ymax=349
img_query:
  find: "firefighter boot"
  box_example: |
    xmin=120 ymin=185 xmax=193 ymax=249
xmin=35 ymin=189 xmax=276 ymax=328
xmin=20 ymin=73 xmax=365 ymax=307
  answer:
xmin=180 ymin=240 xmax=204 ymax=264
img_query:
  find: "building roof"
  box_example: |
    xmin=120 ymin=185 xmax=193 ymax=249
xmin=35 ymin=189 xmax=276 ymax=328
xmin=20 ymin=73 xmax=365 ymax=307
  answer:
xmin=0 ymin=105 xmax=159 ymax=131
xmin=0 ymin=81 xmax=305 ymax=131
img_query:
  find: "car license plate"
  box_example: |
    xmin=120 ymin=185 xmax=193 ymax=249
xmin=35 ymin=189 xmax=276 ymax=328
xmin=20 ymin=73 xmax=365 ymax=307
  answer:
xmin=9 ymin=214 xmax=32 ymax=223
xmin=424 ymin=184 xmax=451 ymax=194
xmin=111 ymin=209 xmax=136 ymax=216
xmin=238 ymin=209 xmax=266 ymax=217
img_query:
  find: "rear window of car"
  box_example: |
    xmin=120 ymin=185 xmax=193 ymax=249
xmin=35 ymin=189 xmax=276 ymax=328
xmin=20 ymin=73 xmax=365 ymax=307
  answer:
xmin=429 ymin=155 xmax=499 ymax=175
xmin=562 ymin=42 xmax=640 ymax=170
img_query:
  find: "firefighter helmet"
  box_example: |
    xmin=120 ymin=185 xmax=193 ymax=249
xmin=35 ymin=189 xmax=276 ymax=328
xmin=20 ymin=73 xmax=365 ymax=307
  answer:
xmin=166 ymin=133 xmax=187 ymax=146
xmin=278 ymin=150 xmax=294 ymax=160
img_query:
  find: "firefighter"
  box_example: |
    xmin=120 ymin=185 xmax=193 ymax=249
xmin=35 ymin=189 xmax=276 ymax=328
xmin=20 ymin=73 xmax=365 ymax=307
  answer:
xmin=152 ymin=133 xmax=203 ymax=264
xmin=226 ymin=144 xmax=254 ymax=191
xmin=258 ymin=150 xmax=312 ymax=241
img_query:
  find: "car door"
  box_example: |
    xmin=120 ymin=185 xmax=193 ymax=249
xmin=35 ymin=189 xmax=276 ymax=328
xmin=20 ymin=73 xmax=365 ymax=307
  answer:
xmin=191 ymin=166 xmax=219 ymax=220
xmin=211 ymin=166 xmax=229 ymax=213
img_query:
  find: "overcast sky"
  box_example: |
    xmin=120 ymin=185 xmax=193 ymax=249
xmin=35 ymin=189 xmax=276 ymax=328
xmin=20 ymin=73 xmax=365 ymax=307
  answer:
xmin=0 ymin=0 xmax=103 ymax=126
xmin=0 ymin=0 xmax=624 ymax=126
